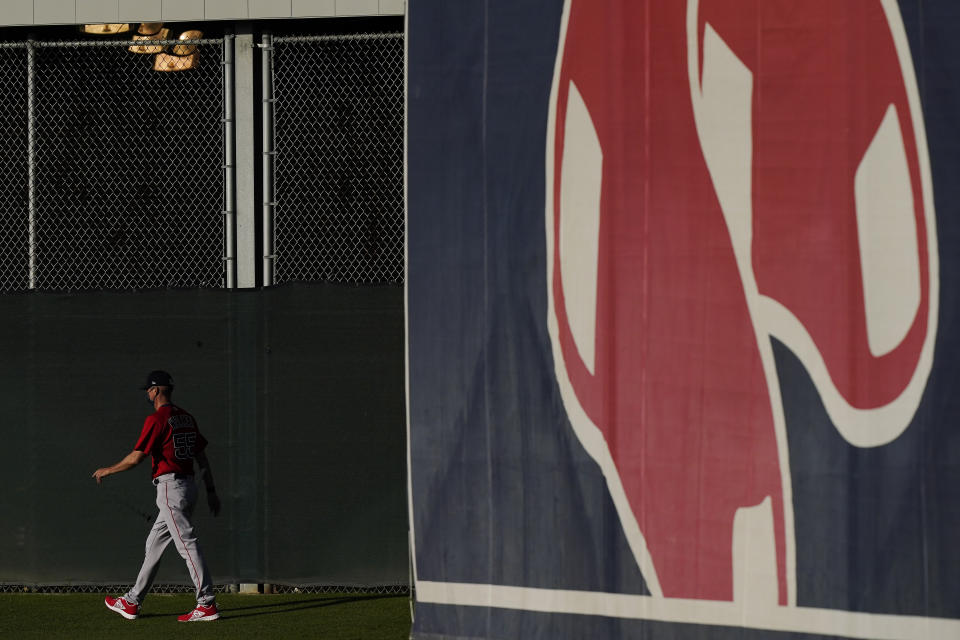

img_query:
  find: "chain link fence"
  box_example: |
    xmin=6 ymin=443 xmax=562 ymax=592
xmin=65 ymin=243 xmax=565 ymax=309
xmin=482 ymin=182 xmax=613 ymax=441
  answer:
xmin=0 ymin=38 xmax=226 ymax=291
xmin=34 ymin=40 xmax=226 ymax=290
xmin=0 ymin=46 xmax=29 ymax=291
xmin=270 ymin=33 xmax=405 ymax=285
xmin=0 ymin=30 xmax=405 ymax=291
xmin=0 ymin=583 xmax=409 ymax=595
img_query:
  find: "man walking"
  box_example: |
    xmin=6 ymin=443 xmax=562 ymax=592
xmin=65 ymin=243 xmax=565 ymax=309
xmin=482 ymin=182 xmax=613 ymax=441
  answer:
xmin=93 ymin=370 xmax=222 ymax=622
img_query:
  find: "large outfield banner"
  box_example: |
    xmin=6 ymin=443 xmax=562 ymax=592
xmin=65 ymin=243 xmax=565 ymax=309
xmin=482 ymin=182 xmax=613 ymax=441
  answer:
xmin=406 ymin=1 xmax=960 ymax=638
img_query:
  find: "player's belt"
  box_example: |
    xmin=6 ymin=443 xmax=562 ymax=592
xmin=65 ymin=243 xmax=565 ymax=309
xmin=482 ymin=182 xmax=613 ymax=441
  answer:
xmin=152 ymin=473 xmax=194 ymax=485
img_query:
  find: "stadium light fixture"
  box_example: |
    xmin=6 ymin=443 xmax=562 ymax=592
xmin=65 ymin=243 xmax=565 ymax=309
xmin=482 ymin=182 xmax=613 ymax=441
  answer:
xmin=80 ymin=23 xmax=131 ymax=35
xmin=153 ymin=29 xmax=203 ymax=72
xmin=129 ymin=23 xmax=170 ymax=55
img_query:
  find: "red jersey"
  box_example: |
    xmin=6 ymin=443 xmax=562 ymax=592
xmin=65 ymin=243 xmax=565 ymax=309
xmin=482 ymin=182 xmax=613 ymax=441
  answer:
xmin=134 ymin=405 xmax=208 ymax=479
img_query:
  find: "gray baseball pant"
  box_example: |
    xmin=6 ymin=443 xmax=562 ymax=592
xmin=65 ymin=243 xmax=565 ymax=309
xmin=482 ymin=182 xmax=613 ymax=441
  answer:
xmin=124 ymin=473 xmax=215 ymax=606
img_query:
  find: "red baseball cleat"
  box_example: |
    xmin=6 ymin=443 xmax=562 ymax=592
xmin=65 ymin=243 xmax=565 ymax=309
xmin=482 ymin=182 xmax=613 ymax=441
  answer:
xmin=178 ymin=603 xmax=220 ymax=622
xmin=104 ymin=595 xmax=139 ymax=620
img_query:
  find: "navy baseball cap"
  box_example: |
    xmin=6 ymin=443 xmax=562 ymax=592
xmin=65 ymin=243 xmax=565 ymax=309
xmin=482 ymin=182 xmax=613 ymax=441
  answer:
xmin=141 ymin=370 xmax=174 ymax=389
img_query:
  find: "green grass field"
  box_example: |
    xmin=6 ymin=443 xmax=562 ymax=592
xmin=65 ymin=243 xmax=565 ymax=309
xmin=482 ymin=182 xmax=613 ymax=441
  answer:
xmin=0 ymin=592 xmax=412 ymax=639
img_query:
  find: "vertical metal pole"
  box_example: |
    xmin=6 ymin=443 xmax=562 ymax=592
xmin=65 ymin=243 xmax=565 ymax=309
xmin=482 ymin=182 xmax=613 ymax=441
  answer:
xmin=26 ymin=39 xmax=36 ymax=290
xmin=234 ymin=28 xmax=257 ymax=288
xmin=223 ymin=35 xmax=237 ymax=289
xmin=261 ymin=34 xmax=275 ymax=286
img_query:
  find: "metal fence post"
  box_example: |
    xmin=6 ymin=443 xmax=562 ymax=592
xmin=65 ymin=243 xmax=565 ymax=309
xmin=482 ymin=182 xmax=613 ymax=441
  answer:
xmin=26 ymin=38 xmax=35 ymax=290
xmin=223 ymin=35 xmax=237 ymax=289
xmin=234 ymin=28 xmax=256 ymax=288
xmin=261 ymin=34 xmax=275 ymax=286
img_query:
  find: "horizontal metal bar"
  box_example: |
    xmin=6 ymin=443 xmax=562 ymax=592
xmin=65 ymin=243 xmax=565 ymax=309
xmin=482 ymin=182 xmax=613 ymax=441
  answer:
xmin=272 ymin=33 xmax=402 ymax=44
xmin=0 ymin=39 xmax=224 ymax=49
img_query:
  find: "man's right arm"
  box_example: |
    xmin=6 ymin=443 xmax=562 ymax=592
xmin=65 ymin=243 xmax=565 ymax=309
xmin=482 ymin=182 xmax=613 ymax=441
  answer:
xmin=195 ymin=450 xmax=221 ymax=516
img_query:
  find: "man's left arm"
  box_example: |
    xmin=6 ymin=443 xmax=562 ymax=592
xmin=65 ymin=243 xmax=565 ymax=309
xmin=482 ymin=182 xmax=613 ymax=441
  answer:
xmin=92 ymin=450 xmax=147 ymax=484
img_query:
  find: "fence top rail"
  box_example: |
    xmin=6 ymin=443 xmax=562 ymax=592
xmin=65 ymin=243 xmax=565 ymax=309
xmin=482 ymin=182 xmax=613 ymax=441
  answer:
xmin=271 ymin=32 xmax=402 ymax=44
xmin=0 ymin=38 xmax=224 ymax=49
xmin=0 ymin=34 xmax=401 ymax=48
